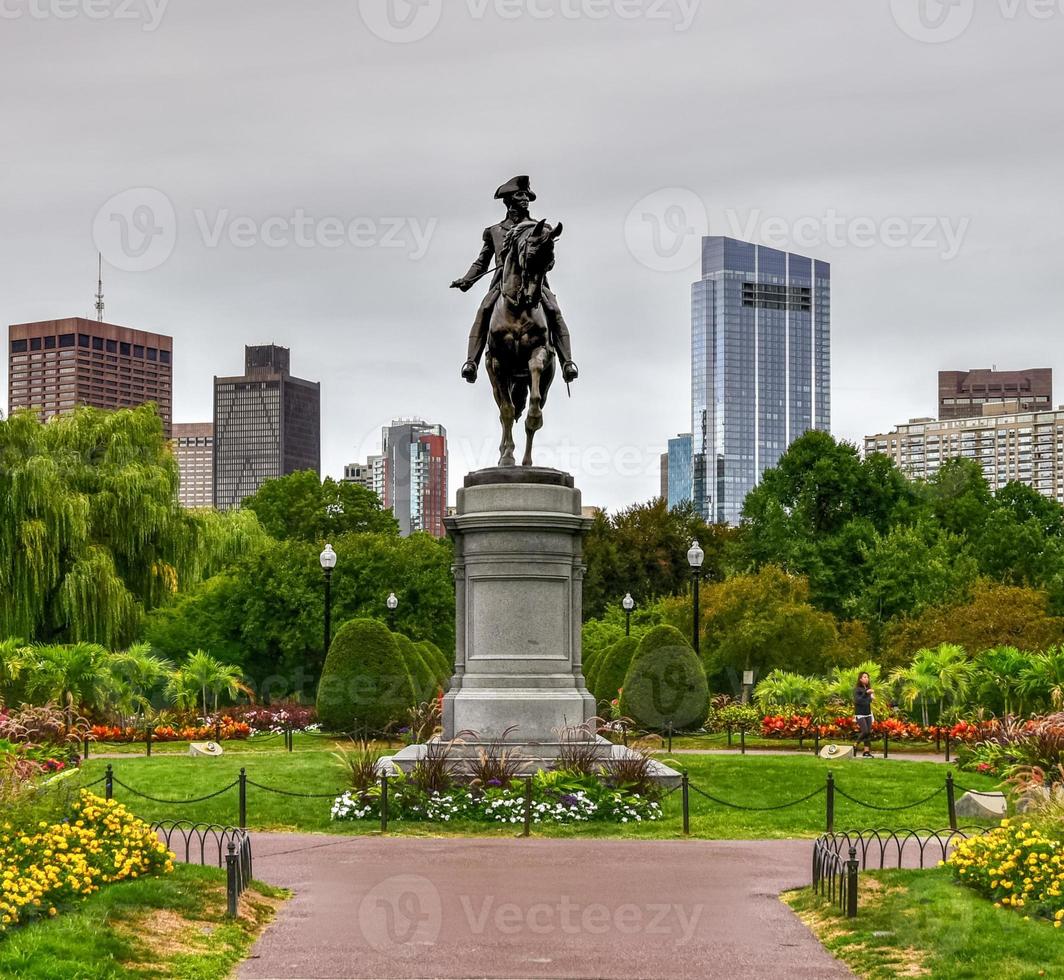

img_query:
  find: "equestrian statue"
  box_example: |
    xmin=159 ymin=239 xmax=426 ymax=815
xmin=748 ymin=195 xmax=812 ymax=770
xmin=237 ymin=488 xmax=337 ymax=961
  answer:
xmin=451 ymin=176 xmax=578 ymax=467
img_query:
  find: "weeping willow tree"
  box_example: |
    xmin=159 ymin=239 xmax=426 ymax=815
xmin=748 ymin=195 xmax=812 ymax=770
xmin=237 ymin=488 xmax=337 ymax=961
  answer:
xmin=0 ymin=406 xmax=265 ymax=648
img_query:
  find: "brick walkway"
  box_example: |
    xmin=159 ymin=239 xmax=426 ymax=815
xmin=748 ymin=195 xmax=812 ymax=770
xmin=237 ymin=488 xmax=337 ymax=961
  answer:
xmin=238 ymin=835 xmax=852 ymax=980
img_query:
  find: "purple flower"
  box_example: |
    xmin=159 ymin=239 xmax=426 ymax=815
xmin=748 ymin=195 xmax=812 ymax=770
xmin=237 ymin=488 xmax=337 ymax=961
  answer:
xmin=561 ymin=794 xmax=579 ymax=807
xmin=487 ymin=779 xmax=502 ymax=788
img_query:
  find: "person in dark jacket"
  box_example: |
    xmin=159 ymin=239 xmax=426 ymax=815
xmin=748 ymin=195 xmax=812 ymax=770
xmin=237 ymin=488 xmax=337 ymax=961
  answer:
xmin=854 ymin=672 xmax=875 ymax=758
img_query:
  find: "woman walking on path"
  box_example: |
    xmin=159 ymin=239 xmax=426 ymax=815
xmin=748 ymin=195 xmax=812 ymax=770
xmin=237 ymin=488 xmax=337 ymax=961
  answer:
xmin=854 ymin=672 xmax=875 ymax=758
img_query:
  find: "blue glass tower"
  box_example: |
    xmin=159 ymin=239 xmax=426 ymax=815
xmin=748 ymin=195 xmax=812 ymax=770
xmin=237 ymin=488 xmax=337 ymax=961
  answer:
xmin=667 ymin=433 xmax=693 ymax=509
xmin=691 ymin=238 xmax=830 ymax=524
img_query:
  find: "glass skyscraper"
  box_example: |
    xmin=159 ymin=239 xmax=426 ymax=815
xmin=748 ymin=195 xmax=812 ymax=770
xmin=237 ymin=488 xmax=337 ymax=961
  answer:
xmin=667 ymin=433 xmax=693 ymax=510
xmin=691 ymin=238 xmax=830 ymax=524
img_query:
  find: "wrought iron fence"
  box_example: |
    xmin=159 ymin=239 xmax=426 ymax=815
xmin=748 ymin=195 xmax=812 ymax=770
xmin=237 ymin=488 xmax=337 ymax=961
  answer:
xmin=152 ymin=820 xmax=253 ymax=917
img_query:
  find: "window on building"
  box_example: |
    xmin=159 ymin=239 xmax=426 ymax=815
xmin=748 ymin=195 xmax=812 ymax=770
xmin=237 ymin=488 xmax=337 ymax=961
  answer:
xmin=10 ymin=339 xmax=27 ymax=353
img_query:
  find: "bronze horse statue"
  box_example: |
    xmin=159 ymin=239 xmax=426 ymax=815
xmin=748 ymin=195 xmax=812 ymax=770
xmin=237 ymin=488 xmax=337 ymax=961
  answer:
xmin=486 ymin=218 xmax=564 ymax=467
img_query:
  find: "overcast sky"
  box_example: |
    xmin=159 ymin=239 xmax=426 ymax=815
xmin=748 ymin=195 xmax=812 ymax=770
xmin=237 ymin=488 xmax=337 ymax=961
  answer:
xmin=2 ymin=0 xmax=1062 ymax=510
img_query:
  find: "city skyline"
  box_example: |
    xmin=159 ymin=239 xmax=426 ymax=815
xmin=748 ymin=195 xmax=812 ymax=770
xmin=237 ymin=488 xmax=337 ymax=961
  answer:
xmin=1 ymin=5 xmax=1062 ymax=511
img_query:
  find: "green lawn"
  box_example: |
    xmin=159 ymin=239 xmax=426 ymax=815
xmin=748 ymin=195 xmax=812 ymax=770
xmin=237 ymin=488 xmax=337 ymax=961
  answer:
xmin=85 ymin=732 xmax=388 ymax=757
xmin=0 ymin=865 xmax=286 ymax=980
xmin=786 ymin=868 xmax=1064 ymax=979
xmin=70 ymin=751 xmax=999 ymax=839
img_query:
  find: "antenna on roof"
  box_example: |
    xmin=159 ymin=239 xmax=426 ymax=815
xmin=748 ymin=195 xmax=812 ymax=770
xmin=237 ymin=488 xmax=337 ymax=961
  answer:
xmin=94 ymin=252 xmax=105 ymax=322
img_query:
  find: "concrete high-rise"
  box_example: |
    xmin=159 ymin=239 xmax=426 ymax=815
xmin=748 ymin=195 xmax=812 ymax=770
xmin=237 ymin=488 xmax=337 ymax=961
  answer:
xmin=691 ymin=238 xmax=831 ymax=524
xmin=173 ymin=423 xmax=214 ymax=509
xmin=939 ymin=368 xmax=1052 ymax=420
xmin=213 ymin=345 xmax=320 ymax=511
xmin=8 ymin=317 xmax=173 ymax=434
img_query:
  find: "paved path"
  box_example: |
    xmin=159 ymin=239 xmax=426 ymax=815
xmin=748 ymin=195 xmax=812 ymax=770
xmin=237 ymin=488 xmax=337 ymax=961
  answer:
xmin=239 ymin=835 xmax=852 ymax=980
xmin=660 ymin=747 xmax=948 ymax=763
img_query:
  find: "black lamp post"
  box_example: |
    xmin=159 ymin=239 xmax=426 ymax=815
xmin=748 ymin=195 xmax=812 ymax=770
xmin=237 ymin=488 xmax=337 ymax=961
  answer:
xmin=319 ymin=544 xmax=337 ymax=656
xmin=622 ymin=593 xmax=635 ymax=637
xmin=387 ymin=592 xmax=399 ymax=631
xmin=687 ymin=540 xmax=705 ymax=655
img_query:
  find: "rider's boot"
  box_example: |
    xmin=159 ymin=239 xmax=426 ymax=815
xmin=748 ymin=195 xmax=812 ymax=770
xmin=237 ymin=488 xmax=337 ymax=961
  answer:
xmin=550 ymin=312 xmax=579 ymax=383
xmin=463 ymin=305 xmax=491 ymax=384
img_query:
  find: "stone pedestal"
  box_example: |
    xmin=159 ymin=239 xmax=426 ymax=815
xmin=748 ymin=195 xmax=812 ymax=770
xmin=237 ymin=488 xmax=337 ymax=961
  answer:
xmin=441 ymin=467 xmax=596 ymax=741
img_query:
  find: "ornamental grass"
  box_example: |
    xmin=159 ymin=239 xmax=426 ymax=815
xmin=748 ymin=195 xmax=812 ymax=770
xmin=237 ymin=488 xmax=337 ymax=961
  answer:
xmin=0 ymin=791 xmax=173 ymax=931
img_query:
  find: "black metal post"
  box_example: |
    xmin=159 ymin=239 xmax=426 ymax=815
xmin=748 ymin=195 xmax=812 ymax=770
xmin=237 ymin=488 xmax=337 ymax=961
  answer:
xmin=682 ymin=769 xmax=690 ymax=836
xmin=935 ymin=727 xmax=941 ymax=752
xmin=945 ymin=731 xmax=951 ymax=763
xmin=846 ymin=846 xmax=859 ymax=918
xmin=380 ymin=773 xmax=389 ymax=833
xmin=238 ymin=768 xmax=247 ymax=829
xmin=740 ymin=728 xmax=746 ymax=755
xmin=883 ymin=732 xmax=889 ymax=760
xmin=813 ymin=730 xmax=820 ymax=756
xmin=286 ymin=724 xmax=293 ymax=753
xmin=625 ymin=608 xmax=631 ymax=637
xmin=145 ymin=723 xmax=152 ymax=758
xmin=691 ymin=569 xmax=701 ymax=656
xmin=83 ymin=734 xmax=90 ymax=760
xmin=323 ymin=566 xmax=333 ymax=656
xmin=947 ymin=771 xmax=958 ymax=831
xmin=226 ymin=842 xmax=238 ymax=918
xmin=523 ymin=776 xmax=533 ymax=837
xmin=105 ymin=764 xmax=113 ymax=800
xmin=727 ymin=725 xmax=732 ymax=748
xmin=666 ymin=721 xmax=673 ymax=753
xmin=826 ymin=772 xmax=835 ymax=833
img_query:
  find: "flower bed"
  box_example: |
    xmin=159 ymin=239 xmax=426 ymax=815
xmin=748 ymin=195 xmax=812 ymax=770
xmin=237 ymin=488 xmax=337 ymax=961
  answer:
xmin=948 ymin=819 xmax=1064 ymax=925
xmin=331 ymin=776 xmax=663 ymax=826
xmin=89 ymin=720 xmax=251 ymax=744
xmin=0 ymin=791 xmax=173 ymax=931
xmin=758 ymin=714 xmax=992 ymax=744
xmin=218 ymin=703 xmax=319 ymax=736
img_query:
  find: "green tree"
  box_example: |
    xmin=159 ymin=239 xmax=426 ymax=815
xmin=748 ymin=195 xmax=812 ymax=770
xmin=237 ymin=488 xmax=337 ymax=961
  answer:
xmin=1019 ymin=647 xmax=1064 ymax=712
xmin=0 ymin=406 xmax=263 ymax=647
xmin=890 ymin=644 xmax=971 ymax=726
xmin=26 ymin=642 xmax=109 ymax=728
xmin=752 ymin=670 xmax=826 ymax=712
xmin=973 ymin=646 xmax=1030 ymax=718
xmin=103 ymin=642 xmax=173 ymax=725
xmin=241 ymin=471 xmax=398 ymax=543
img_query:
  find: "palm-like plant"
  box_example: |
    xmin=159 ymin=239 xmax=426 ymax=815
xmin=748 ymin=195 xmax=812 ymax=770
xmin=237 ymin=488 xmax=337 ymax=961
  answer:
xmin=753 ymin=670 xmax=825 ymax=712
xmin=827 ymin=662 xmax=884 ymax=711
xmin=25 ymin=642 xmax=109 ymax=729
xmin=103 ymin=643 xmax=174 ymax=727
xmin=166 ymin=650 xmax=251 ymax=718
xmin=975 ymin=646 xmax=1030 ymax=718
xmin=891 ymin=650 xmax=943 ymax=728
xmin=0 ymin=637 xmax=28 ymax=706
xmin=1019 ymin=647 xmax=1064 ymax=712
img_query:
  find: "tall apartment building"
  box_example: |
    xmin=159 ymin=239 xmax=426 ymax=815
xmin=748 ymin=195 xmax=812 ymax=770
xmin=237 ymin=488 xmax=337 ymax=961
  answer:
xmin=865 ymin=402 xmax=1064 ymax=502
xmin=939 ymin=368 xmax=1052 ymax=420
xmin=173 ymin=423 xmax=214 ymax=509
xmin=350 ymin=420 xmax=448 ymax=537
xmin=691 ymin=238 xmax=830 ymax=524
xmin=666 ymin=433 xmax=694 ymax=510
xmin=213 ymin=345 xmax=320 ymax=511
xmin=8 ymin=317 xmax=173 ymax=434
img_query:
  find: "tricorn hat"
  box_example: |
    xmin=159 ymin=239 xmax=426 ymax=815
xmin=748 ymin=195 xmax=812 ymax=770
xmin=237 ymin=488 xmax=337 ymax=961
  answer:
xmin=494 ymin=175 xmax=536 ymax=202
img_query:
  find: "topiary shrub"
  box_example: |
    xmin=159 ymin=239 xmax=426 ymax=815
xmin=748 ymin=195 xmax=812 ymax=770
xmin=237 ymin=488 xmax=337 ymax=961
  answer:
xmin=316 ymin=619 xmax=416 ymax=733
xmin=418 ymin=640 xmax=451 ymax=689
xmin=592 ymin=636 xmax=639 ymax=707
xmin=620 ymin=625 xmax=709 ymax=732
xmin=396 ymin=634 xmax=437 ymax=703
xmin=583 ymin=653 xmax=602 ymax=697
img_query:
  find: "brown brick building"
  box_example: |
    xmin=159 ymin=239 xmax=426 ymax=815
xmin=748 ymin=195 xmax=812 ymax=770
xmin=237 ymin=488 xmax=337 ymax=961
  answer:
xmin=939 ymin=368 xmax=1052 ymax=420
xmin=7 ymin=317 xmax=173 ymax=434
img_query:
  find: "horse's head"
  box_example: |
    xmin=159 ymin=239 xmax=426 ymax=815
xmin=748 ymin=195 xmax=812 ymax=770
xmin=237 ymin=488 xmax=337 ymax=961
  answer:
xmin=502 ymin=218 xmax=563 ymax=308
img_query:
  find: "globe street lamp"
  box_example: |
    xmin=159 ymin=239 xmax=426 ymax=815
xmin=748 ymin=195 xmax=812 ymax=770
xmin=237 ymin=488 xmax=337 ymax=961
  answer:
xmin=319 ymin=544 xmax=337 ymax=657
xmin=687 ymin=540 xmax=705 ymax=656
xmin=622 ymin=593 xmax=635 ymax=637
xmin=387 ymin=592 xmax=399 ymax=631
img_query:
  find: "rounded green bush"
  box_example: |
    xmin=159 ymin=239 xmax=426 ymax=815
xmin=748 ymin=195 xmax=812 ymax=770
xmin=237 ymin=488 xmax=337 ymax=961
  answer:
xmin=396 ymin=634 xmax=437 ymax=703
xmin=592 ymin=636 xmax=639 ymax=706
xmin=620 ymin=625 xmax=709 ymax=732
xmin=316 ymin=618 xmax=416 ymax=732
xmin=418 ymin=640 xmax=451 ymax=688
xmin=583 ymin=652 xmax=602 ymax=697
